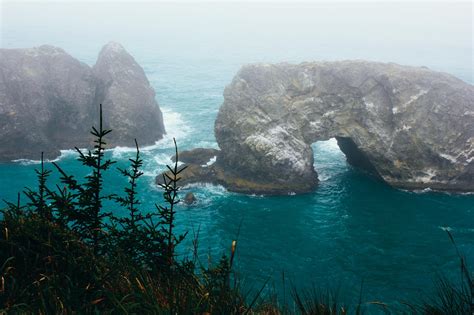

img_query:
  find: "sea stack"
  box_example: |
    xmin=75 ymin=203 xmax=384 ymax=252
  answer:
xmin=161 ymin=61 xmax=474 ymax=194
xmin=0 ymin=42 xmax=165 ymax=161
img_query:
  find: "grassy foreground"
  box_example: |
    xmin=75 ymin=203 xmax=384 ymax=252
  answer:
xmin=1 ymin=106 xmax=472 ymax=314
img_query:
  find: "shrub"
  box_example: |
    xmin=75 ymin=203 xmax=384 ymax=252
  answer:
xmin=0 ymin=105 xmax=246 ymax=314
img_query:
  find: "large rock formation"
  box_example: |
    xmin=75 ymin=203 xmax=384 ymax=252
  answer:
xmin=0 ymin=42 xmax=165 ymax=161
xmin=167 ymin=61 xmax=474 ymax=194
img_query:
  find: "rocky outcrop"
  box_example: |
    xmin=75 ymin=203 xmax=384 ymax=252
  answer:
xmin=171 ymin=148 xmax=219 ymax=165
xmin=183 ymin=192 xmax=197 ymax=205
xmin=156 ymin=147 xmax=288 ymax=195
xmin=0 ymin=42 xmax=164 ymax=161
xmin=92 ymin=42 xmax=164 ymax=147
xmin=172 ymin=61 xmax=474 ymax=194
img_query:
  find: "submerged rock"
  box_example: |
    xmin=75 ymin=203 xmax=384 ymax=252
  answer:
xmin=0 ymin=42 xmax=165 ymax=161
xmin=183 ymin=192 xmax=197 ymax=205
xmin=169 ymin=61 xmax=473 ymax=194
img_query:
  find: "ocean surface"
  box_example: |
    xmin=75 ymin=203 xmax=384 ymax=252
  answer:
xmin=1 ymin=1 xmax=473 ymax=311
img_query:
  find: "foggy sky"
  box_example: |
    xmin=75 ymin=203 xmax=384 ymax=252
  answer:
xmin=1 ymin=1 xmax=472 ymax=82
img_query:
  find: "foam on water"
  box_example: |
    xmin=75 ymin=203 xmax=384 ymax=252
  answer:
xmin=140 ymin=153 xmax=176 ymax=178
xmin=12 ymin=158 xmax=46 ymax=166
xmin=202 ymin=156 xmax=217 ymax=167
xmin=106 ymin=106 xmax=192 ymax=159
xmin=182 ymin=182 xmax=229 ymax=196
xmin=153 ymin=153 xmax=174 ymax=167
xmin=312 ymin=138 xmax=347 ymax=182
xmin=159 ymin=107 xmax=193 ymax=146
xmin=318 ymin=137 xmax=340 ymax=152
xmin=12 ymin=148 xmax=85 ymax=165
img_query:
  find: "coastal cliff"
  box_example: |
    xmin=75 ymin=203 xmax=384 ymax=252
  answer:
xmin=0 ymin=42 xmax=164 ymax=161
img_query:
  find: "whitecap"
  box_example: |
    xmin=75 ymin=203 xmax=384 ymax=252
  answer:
xmin=139 ymin=154 xmax=173 ymax=178
xmin=317 ymin=138 xmax=340 ymax=151
xmin=182 ymin=182 xmax=229 ymax=196
xmin=105 ymin=106 xmax=193 ymax=158
xmin=153 ymin=153 xmax=174 ymax=166
xmin=159 ymin=107 xmax=192 ymax=145
xmin=11 ymin=158 xmax=43 ymax=166
xmin=110 ymin=146 xmax=138 ymax=159
xmin=12 ymin=148 xmax=83 ymax=165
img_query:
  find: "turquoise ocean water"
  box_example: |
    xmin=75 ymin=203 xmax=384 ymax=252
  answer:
xmin=1 ymin=1 xmax=473 ymax=310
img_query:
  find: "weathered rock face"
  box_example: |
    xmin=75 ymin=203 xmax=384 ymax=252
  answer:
xmin=0 ymin=42 xmax=164 ymax=161
xmin=213 ymin=61 xmax=474 ymax=194
xmin=171 ymin=148 xmax=219 ymax=165
xmin=93 ymin=42 xmax=165 ymax=147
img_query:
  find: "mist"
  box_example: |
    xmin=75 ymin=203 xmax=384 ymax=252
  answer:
xmin=1 ymin=1 xmax=472 ymax=82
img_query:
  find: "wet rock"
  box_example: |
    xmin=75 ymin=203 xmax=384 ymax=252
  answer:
xmin=213 ymin=61 xmax=474 ymax=194
xmin=183 ymin=192 xmax=197 ymax=205
xmin=0 ymin=42 xmax=165 ymax=161
xmin=172 ymin=148 xmax=219 ymax=165
xmin=156 ymin=148 xmax=310 ymax=195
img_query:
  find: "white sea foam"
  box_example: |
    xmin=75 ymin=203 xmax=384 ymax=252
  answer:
xmin=142 ymin=152 xmax=187 ymax=179
xmin=317 ymin=138 xmax=340 ymax=152
xmin=202 ymin=156 xmax=217 ymax=167
xmin=312 ymin=138 xmax=346 ymax=182
xmin=402 ymin=187 xmax=474 ymax=196
xmin=107 ymin=106 xmax=193 ymax=158
xmin=12 ymin=106 xmax=191 ymax=166
xmin=130 ymin=107 xmax=192 ymax=180
xmin=12 ymin=158 xmax=45 ymax=166
xmin=153 ymin=153 xmax=174 ymax=166
xmin=249 ymin=193 xmax=265 ymax=198
xmin=159 ymin=107 xmax=193 ymax=144
xmin=12 ymin=148 xmax=85 ymax=165
xmin=141 ymin=154 xmax=171 ymax=178
xmin=409 ymin=187 xmax=434 ymax=194
xmin=182 ymin=182 xmax=229 ymax=196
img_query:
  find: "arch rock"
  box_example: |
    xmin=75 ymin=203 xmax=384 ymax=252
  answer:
xmin=163 ymin=61 xmax=474 ymax=194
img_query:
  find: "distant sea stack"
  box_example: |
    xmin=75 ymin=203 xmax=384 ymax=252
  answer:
xmin=161 ymin=61 xmax=474 ymax=194
xmin=0 ymin=42 xmax=165 ymax=161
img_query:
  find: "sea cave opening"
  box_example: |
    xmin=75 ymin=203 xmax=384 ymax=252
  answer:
xmin=311 ymin=137 xmax=380 ymax=182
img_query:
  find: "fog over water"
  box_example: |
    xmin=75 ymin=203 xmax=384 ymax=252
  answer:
xmin=1 ymin=1 xmax=472 ymax=82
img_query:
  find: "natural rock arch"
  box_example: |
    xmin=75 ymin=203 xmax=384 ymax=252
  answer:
xmin=212 ymin=61 xmax=474 ymax=194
